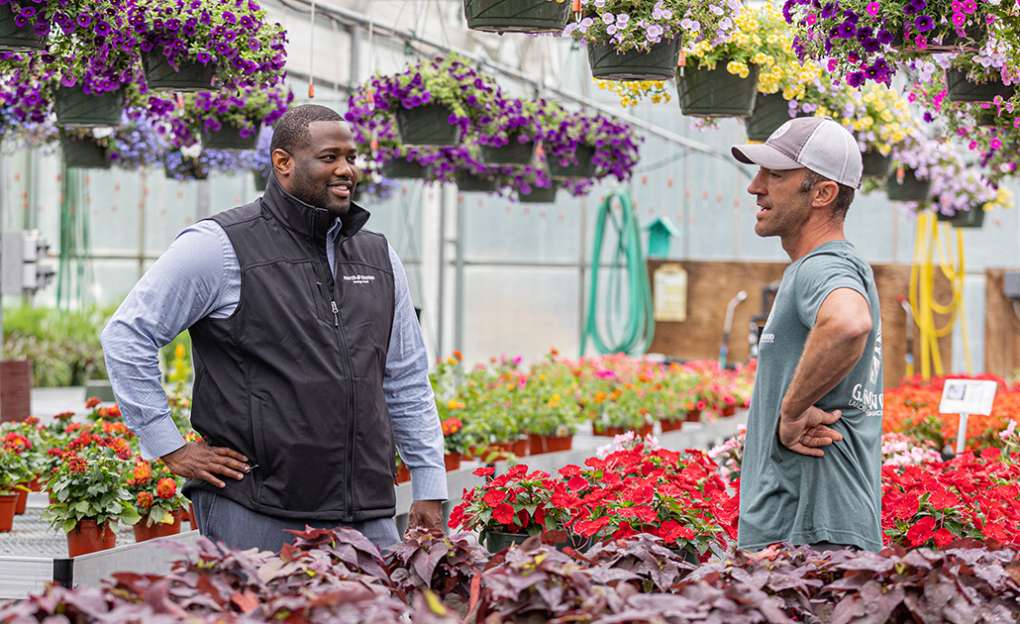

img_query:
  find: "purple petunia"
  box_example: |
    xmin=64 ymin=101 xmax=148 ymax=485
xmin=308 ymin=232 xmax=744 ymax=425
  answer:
xmin=914 ymin=15 xmax=935 ymax=32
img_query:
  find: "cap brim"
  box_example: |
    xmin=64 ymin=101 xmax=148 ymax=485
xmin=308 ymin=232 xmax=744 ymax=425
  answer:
xmin=731 ymin=144 xmax=802 ymax=170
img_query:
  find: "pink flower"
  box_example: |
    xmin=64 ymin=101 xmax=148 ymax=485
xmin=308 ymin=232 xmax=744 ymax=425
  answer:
xmin=806 ymin=13 xmax=817 ymax=26
xmin=866 ymin=2 xmax=880 ymax=16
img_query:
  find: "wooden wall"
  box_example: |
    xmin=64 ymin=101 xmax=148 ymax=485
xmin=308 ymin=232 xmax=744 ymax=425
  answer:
xmin=648 ymin=260 xmax=953 ymax=389
xmin=984 ymin=269 xmax=1020 ymax=379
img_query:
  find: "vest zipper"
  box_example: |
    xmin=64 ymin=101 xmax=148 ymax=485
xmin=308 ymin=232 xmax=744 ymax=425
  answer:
xmin=330 ymin=300 xmax=339 ymax=327
xmin=336 ymin=236 xmax=359 ymax=523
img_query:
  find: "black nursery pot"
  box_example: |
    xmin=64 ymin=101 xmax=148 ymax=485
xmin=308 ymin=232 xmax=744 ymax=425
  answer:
xmin=676 ymin=64 xmax=759 ymax=118
xmin=588 ymin=37 xmax=681 ymax=81
xmin=463 ymin=0 xmax=571 ymax=34
xmin=142 ymin=51 xmax=216 ymax=92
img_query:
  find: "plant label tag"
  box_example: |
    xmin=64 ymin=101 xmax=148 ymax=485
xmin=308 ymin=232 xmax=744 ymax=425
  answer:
xmin=938 ymin=379 xmax=997 ymax=416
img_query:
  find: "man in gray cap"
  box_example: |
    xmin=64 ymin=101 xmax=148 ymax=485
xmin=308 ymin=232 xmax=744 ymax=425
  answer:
xmin=731 ymin=117 xmax=883 ymax=552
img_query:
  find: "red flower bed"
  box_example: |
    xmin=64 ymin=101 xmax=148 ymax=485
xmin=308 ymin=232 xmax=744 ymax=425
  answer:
xmin=883 ymin=448 xmax=1020 ymax=548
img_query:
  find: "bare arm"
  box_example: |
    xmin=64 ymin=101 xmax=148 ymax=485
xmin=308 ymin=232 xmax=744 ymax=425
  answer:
xmin=778 ymin=288 xmax=872 ymax=456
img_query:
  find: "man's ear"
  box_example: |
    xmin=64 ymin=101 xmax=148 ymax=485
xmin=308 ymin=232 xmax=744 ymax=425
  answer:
xmin=271 ymin=148 xmax=292 ymax=179
xmin=812 ymin=179 xmax=839 ymax=210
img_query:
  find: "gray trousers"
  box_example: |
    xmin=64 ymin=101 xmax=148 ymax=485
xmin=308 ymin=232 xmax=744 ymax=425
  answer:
xmin=190 ymin=490 xmax=401 ymax=554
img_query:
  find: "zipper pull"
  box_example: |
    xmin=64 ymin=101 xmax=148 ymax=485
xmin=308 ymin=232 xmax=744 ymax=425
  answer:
xmin=330 ymin=300 xmax=339 ymax=327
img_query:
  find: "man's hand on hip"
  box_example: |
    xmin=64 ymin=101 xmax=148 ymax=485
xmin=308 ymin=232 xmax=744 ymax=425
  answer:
xmin=407 ymin=500 xmax=444 ymax=535
xmin=778 ymin=406 xmax=843 ymax=457
xmin=162 ymin=441 xmax=250 ymax=488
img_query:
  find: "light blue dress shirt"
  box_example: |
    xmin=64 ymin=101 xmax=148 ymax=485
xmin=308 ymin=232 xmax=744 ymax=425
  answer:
xmin=100 ymin=217 xmax=448 ymax=502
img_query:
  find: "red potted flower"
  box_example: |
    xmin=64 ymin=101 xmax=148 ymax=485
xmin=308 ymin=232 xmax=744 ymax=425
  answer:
xmin=0 ymin=437 xmax=34 ymax=532
xmin=126 ymin=459 xmax=188 ymax=542
xmin=441 ymin=417 xmax=466 ymax=471
xmin=43 ymin=436 xmax=140 ymax=557
xmin=449 ymin=464 xmax=572 ymax=553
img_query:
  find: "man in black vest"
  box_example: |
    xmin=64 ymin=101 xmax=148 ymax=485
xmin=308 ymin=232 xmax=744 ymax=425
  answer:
xmin=102 ymin=105 xmax=448 ymax=552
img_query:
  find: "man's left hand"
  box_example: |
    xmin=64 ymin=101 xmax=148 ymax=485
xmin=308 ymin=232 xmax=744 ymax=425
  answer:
xmin=407 ymin=500 xmax=444 ymax=535
xmin=778 ymin=406 xmax=843 ymax=457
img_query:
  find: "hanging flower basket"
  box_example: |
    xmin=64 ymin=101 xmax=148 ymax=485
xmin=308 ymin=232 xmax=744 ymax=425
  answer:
xmin=519 ymin=183 xmax=558 ymax=203
xmin=395 ymin=105 xmax=461 ymax=146
xmin=382 ymin=159 xmax=428 ymax=179
xmin=61 ymin=135 xmax=111 ymax=170
xmin=974 ymin=107 xmax=1001 ymax=127
xmin=54 ymin=88 xmax=123 ymax=128
xmin=861 ymin=150 xmax=893 ymax=179
xmin=946 ymin=69 xmax=1016 ymax=103
xmin=938 ymin=208 xmax=985 ymax=229
xmin=676 ymin=64 xmax=759 ymax=118
xmin=744 ymin=93 xmax=795 ymax=141
xmin=142 ymin=51 xmax=217 ymax=92
xmin=588 ymin=37 xmax=681 ymax=81
xmin=464 ymin=0 xmax=571 ymax=34
xmin=481 ymin=140 xmax=536 ymax=166
xmin=455 ymin=171 xmax=498 ymax=193
xmin=548 ymin=145 xmax=596 ymax=178
xmin=254 ymin=171 xmax=269 ymax=191
xmin=203 ymin=124 xmax=258 ymax=150
xmin=0 ymin=4 xmax=46 ymax=51
xmin=886 ymin=170 xmax=931 ymax=202
xmin=164 ymin=157 xmax=209 ymax=181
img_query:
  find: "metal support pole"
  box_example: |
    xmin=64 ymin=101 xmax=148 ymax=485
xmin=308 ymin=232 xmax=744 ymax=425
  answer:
xmin=348 ymin=25 xmax=361 ymax=91
xmin=453 ymin=190 xmax=465 ymax=354
xmin=436 ymin=185 xmax=448 ymax=356
xmin=577 ymin=194 xmax=588 ymax=355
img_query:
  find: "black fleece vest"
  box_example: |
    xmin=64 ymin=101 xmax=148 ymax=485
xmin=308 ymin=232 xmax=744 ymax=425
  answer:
xmin=182 ymin=176 xmax=396 ymax=522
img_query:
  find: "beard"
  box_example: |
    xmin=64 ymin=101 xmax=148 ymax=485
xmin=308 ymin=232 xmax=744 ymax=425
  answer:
xmin=289 ymin=169 xmax=351 ymax=217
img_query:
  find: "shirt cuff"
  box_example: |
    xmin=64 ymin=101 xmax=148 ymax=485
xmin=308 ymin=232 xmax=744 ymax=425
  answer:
xmin=136 ymin=414 xmax=187 ymax=460
xmin=410 ymin=466 xmax=448 ymax=501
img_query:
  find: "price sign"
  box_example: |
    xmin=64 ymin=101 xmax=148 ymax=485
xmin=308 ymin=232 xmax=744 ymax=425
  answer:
xmin=653 ymin=264 xmax=687 ymax=323
xmin=938 ymin=379 xmax=998 ymax=454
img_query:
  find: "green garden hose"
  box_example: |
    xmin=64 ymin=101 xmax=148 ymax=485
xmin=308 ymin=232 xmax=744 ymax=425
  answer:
xmin=580 ymin=190 xmax=655 ymax=356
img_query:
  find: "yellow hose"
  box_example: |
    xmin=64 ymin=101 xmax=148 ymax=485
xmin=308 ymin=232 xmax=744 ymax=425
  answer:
xmin=909 ymin=212 xmax=970 ymax=379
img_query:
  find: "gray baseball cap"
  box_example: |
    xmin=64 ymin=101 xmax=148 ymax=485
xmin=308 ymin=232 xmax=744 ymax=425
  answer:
xmin=732 ymin=117 xmax=863 ymax=189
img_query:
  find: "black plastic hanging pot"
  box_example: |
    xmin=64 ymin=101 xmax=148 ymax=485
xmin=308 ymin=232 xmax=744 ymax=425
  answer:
xmin=861 ymin=150 xmax=893 ymax=178
xmin=395 ymin=104 xmax=461 ymax=146
xmin=463 ymin=0 xmax=571 ymax=34
xmin=480 ymin=139 xmax=535 ymax=166
xmin=744 ymin=93 xmax=797 ymax=141
xmin=588 ymin=37 xmax=681 ymax=81
xmin=946 ymin=69 xmax=1016 ymax=103
xmin=142 ymin=51 xmax=216 ymax=92
xmin=55 ymin=88 xmax=123 ymax=127
xmin=518 ymin=183 xmax=557 ymax=203
xmin=548 ymin=145 xmax=596 ymax=178
xmin=61 ymin=135 xmax=111 ymax=169
xmin=0 ymin=4 xmax=46 ymax=51
xmin=455 ymin=170 xmax=498 ymax=193
xmin=164 ymin=157 xmax=209 ymax=181
xmin=974 ymin=107 xmax=1001 ymax=127
xmin=203 ymin=124 xmax=258 ymax=150
xmin=382 ymin=159 xmax=428 ymax=179
xmin=886 ymin=169 xmax=931 ymax=201
xmin=677 ymin=64 xmax=760 ymax=118
xmin=938 ymin=208 xmax=985 ymax=228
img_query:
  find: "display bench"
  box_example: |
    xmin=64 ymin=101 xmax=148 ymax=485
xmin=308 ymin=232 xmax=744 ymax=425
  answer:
xmin=0 ymin=414 xmax=745 ymax=600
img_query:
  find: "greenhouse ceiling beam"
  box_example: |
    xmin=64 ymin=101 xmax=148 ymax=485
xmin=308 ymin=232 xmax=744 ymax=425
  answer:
xmin=268 ymin=0 xmax=721 ymax=157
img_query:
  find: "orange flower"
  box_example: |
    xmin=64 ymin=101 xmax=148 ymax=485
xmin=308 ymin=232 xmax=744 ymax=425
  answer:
xmin=108 ymin=404 xmax=122 ymax=419
xmin=54 ymin=411 xmax=75 ymax=422
xmin=85 ymin=397 xmax=101 ymax=409
xmin=133 ymin=461 xmax=152 ymax=485
xmin=155 ymin=478 xmax=177 ymax=499
xmin=452 ymin=350 xmax=464 ymax=362
xmin=136 ymin=491 xmax=154 ymax=509
xmin=442 ymin=417 xmax=463 ymax=436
